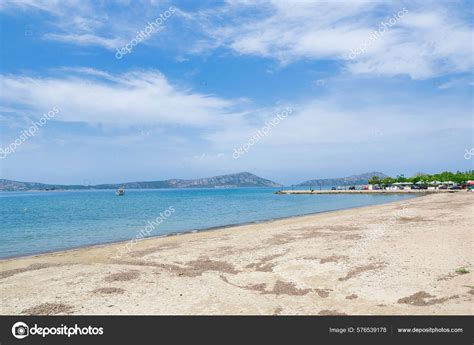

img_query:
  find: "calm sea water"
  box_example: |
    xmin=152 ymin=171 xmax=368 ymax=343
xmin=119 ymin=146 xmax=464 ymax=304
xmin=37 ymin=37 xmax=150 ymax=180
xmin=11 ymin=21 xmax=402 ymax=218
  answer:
xmin=0 ymin=188 xmax=417 ymax=258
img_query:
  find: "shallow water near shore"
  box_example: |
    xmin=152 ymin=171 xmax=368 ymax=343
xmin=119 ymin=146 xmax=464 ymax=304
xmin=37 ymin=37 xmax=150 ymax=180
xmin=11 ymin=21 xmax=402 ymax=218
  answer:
xmin=0 ymin=188 xmax=417 ymax=258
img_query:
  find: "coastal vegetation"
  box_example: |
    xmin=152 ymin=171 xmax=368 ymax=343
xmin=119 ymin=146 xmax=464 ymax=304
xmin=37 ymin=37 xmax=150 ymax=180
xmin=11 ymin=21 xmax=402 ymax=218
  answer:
xmin=456 ymin=267 xmax=470 ymax=275
xmin=368 ymin=170 xmax=474 ymax=186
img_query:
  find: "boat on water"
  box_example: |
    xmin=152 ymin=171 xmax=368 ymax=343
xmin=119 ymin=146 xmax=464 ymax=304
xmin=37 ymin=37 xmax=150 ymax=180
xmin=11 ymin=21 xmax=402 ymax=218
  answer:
xmin=116 ymin=187 xmax=125 ymax=196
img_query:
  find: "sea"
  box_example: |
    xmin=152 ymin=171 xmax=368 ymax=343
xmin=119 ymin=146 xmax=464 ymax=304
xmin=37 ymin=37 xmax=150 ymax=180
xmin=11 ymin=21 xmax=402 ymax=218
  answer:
xmin=0 ymin=188 xmax=417 ymax=258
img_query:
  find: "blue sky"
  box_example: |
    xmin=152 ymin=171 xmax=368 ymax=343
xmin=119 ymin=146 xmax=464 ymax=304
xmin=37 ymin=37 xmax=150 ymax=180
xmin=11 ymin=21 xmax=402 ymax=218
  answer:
xmin=0 ymin=0 xmax=473 ymax=185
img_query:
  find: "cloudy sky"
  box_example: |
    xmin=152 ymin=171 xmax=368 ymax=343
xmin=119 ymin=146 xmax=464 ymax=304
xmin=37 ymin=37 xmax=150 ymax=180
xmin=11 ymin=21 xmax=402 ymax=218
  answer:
xmin=0 ymin=0 xmax=472 ymax=185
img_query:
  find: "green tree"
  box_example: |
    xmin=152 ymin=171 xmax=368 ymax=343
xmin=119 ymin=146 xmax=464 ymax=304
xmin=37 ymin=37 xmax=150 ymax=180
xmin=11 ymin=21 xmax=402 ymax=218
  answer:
xmin=384 ymin=170 xmax=473 ymax=185
xmin=368 ymin=176 xmax=381 ymax=185
xmin=396 ymin=174 xmax=407 ymax=183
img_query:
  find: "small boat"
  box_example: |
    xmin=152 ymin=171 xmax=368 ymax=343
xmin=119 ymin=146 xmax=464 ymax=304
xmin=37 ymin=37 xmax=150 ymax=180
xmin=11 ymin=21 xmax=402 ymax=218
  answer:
xmin=116 ymin=187 xmax=125 ymax=196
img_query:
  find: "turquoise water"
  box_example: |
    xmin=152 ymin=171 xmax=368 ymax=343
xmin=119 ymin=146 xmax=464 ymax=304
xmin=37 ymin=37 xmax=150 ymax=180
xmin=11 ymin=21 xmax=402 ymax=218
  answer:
xmin=0 ymin=188 xmax=417 ymax=258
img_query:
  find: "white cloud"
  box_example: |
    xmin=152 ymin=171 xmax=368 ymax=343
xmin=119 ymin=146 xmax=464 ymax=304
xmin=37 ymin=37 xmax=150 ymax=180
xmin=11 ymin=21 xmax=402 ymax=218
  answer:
xmin=436 ymin=78 xmax=474 ymax=89
xmin=346 ymin=10 xmax=474 ymax=79
xmin=1 ymin=67 xmax=471 ymax=182
xmin=183 ymin=0 xmax=473 ymax=79
xmin=0 ymin=69 xmax=238 ymax=126
xmin=43 ymin=33 xmax=125 ymax=50
xmin=0 ymin=0 xmax=173 ymax=50
xmin=1 ymin=68 xmax=470 ymax=151
xmin=3 ymin=1 xmax=471 ymax=79
xmin=0 ymin=0 xmax=66 ymax=14
xmin=204 ymin=92 xmax=470 ymax=153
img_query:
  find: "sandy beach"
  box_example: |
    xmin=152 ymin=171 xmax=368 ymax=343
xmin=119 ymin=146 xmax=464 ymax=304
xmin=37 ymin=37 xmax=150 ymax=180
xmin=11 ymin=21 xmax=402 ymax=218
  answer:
xmin=0 ymin=191 xmax=472 ymax=315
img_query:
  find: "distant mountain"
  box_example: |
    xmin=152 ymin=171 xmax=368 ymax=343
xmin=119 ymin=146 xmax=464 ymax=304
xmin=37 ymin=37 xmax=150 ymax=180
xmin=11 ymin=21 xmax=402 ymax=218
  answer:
xmin=94 ymin=172 xmax=281 ymax=189
xmin=0 ymin=172 xmax=282 ymax=192
xmin=297 ymin=172 xmax=388 ymax=187
xmin=0 ymin=179 xmax=87 ymax=192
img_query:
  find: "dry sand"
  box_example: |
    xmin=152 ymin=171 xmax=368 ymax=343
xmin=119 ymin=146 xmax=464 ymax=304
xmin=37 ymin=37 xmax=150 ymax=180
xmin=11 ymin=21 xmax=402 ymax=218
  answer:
xmin=0 ymin=192 xmax=472 ymax=315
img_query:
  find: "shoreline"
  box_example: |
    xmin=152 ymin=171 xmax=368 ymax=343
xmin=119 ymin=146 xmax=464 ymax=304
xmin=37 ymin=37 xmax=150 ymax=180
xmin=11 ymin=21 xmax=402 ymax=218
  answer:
xmin=0 ymin=193 xmax=421 ymax=261
xmin=275 ymin=190 xmax=460 ymax=194
xmin=0 ymin=191 xmax=472 ymax=315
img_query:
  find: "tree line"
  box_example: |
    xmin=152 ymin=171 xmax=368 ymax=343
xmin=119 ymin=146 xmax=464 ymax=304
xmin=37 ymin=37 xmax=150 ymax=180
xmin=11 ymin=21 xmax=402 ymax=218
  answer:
xmin=368 ymin=170 xmax=474 ymax=186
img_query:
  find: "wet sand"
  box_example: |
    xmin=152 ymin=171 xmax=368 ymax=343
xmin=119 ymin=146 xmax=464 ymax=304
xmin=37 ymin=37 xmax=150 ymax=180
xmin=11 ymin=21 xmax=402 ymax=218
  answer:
xmin=0 ymin=192 xmax=472 ymax=315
